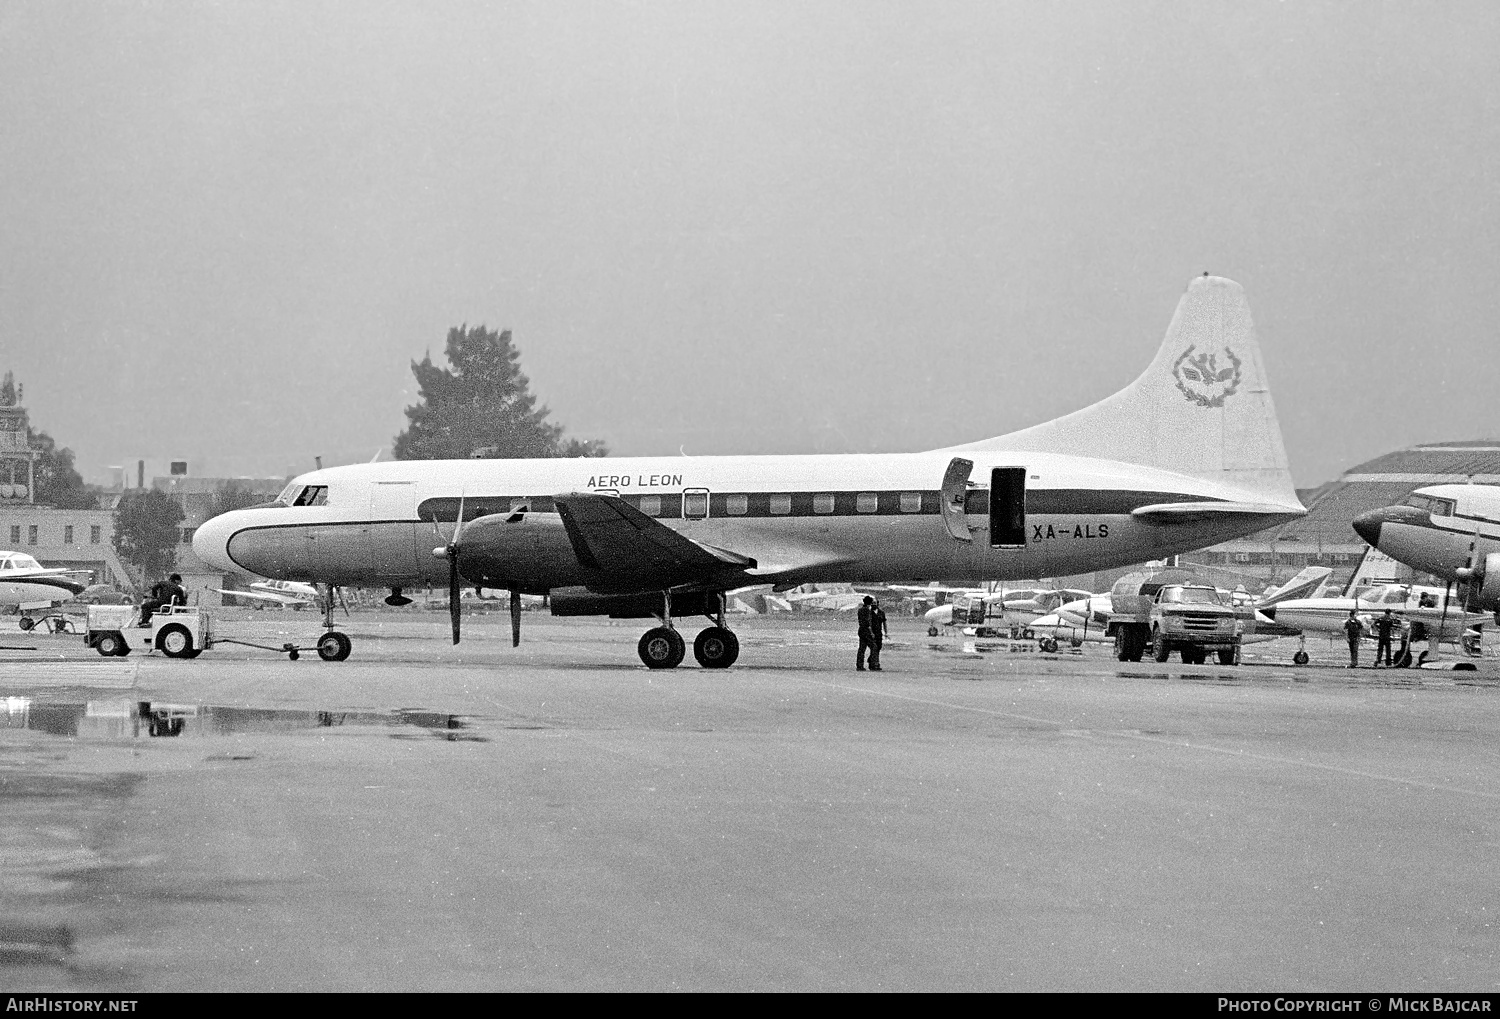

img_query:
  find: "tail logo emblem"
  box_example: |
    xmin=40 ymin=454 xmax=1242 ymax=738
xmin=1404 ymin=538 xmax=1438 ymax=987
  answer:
xmin=1172 ymin=345 xmax=1242 ymax=408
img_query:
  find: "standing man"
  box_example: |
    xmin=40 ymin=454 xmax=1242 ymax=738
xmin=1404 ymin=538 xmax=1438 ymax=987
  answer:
xmin=869 ymin=598 xmax=888 ymax=672
xmin=1343 ymin=609 xmax=1363 ymax=668
xmin=857 ymin=595 xmax=878 ymax=671
xmin=1374 ymin=609 xmax=1398 ymax=668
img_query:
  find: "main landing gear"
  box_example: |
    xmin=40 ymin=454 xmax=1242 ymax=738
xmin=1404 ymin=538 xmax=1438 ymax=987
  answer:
xmin=636 ymin=591 xmax=740 ymax=670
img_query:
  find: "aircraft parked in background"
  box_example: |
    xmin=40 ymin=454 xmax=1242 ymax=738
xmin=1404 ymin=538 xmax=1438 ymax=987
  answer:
xmin=0 ymin=552 xmax=90 ymax=629
xmin=1261 ymin=582 xmax=1486 ymax=664
xmin=1353 ymin=484 xmax=1500 ymax=618
xmin=213 ymin=579 xmax=321 ymax=610
xmin=923 ymin=587 xmax=1094 ymax=634
xmin=194 ymin=275 xmax=1305 ymax=668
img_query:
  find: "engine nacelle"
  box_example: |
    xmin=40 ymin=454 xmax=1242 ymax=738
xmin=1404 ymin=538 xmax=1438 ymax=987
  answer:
xmin=1472 ymin=551 xmax=1500 ymax=610
xmin=550 ymin=589 xmax=719 ymax=619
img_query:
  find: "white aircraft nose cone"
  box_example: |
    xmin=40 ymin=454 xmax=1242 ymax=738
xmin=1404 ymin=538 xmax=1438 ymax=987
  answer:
xmin=192 ymin=512 xmax=238 ymax=571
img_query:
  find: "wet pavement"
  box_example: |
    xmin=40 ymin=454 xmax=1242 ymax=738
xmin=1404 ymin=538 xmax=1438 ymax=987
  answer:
xmin=1 ymin=610 xmax=1497 ymax=991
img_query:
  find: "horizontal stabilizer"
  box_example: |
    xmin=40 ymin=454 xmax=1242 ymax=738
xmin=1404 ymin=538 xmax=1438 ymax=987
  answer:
xmin=1130 ymin=501 xmax=1304 ymax=525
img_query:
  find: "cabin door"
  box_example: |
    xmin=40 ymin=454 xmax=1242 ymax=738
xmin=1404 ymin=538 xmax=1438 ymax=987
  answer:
xmin=989 ymin=467 xmax=1026 ymax=547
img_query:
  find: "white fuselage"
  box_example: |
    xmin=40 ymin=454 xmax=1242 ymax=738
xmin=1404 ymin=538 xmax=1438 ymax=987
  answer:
xmin=193 ymin=450 xmax=1299 ymax=594
xmin=0 ymin=552 xmax=88 ymax=609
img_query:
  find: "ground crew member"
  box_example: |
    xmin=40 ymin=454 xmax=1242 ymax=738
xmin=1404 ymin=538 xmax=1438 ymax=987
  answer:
xmin=140 ymin=572 xmax=186 ymax=626
xmin=1374 ymin=609 xmax=1398 ymax=667
xmin=1343 ymin=609 xmax=1363 ymax=668
xmin=857 ymin=595 xmax=881 ymax=671
xmin=871 ymin=599 xmax=888 ymax=670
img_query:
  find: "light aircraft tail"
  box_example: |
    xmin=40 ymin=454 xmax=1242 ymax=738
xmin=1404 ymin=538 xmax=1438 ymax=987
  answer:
xmin=951 ymin=275 xmax=1300 ymax=508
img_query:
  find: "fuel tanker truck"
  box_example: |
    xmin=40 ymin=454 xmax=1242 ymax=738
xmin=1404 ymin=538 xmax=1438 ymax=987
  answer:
xmin=1106 ymin=569 xmax=1242 ymax=664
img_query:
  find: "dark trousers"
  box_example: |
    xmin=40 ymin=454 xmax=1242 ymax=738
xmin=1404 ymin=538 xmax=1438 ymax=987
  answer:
xmin=140 ymin=597 xmax=166 ymax=625
xmin=857 ymin=633 xmax=880 ymax=670
xmin=1376 ymin=636 xmax=1393 ymax=666
xmin=1347 ymin=639 xmax=1360 ymax=667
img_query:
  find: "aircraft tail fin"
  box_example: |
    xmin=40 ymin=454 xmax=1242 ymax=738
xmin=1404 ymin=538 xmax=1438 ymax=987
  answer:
xmin=950 ymin=275 xmax=1301 ymax=508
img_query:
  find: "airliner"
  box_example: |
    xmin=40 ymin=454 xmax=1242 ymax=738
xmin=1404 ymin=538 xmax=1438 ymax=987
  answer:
xmin=1353 ymin=484 xmax=1500 ymax=617
xmin=193 ymin=275 xmax=1306 ymax=668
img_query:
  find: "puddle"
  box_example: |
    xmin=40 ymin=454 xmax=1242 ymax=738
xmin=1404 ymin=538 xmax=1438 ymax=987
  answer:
xmin=1 ymin=697 xmax=496 ymax=742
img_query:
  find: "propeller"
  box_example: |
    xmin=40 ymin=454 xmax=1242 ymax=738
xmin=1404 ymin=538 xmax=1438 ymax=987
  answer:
xmin=511 ymin=590 xmax=522 ymax=648
xmin=431 ymin=493 xmax=467 ymax=645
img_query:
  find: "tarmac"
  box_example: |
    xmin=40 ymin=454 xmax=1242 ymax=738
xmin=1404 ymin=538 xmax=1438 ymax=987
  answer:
xmin=1 ymin=609 xmax=1498 ymax=992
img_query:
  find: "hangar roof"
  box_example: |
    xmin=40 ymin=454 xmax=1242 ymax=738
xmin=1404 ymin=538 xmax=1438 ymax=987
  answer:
xmin=1251 ymin=440 xmax=1500 ymax=548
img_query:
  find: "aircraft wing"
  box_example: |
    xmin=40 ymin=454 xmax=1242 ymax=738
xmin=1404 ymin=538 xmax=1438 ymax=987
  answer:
xmin=1130 ymin=501 xmax=1307 ymax=526
xmin=212 ymin=588 xmax=308 ymax=607
xmin=552 ymin=493 xmax=756 ymax=592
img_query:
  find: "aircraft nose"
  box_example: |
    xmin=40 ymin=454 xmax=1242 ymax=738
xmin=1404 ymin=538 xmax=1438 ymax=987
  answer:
xmin=1352 ymin=509 xmax=1384 ymax=548
xmin=1260 ymin=606 xmax=1276 ymax=621
xmin=192 ymin=512 xmax=238 ymax=571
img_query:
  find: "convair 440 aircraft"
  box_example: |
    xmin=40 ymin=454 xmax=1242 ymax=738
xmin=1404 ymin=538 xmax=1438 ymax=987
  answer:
xmin=194 ymin=275 xmax=1305 ymax=668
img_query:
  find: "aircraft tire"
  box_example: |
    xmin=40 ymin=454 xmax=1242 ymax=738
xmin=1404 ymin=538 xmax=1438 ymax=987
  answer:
xmin=317 ymin=631 xmax=353 ymax=662
xmin=639 ymin=627 xmax=684 ymax=669
xmin=927 ymin=626 xmax=939 ymax=637
xmin=693 ymin=626 xmax=739 ymax=668
xmin=1040 ymin=637 xmax=1059 ymax=654
xmin=18 ymin=616 xmax=33 ymax=632
xmin=157 ymin=624 xmax=195 ymax=659
xmin=1292 ymin=651 xmax=1310 ymax=666
xmin=1151 ymin=630 xmax=1171 ymax=663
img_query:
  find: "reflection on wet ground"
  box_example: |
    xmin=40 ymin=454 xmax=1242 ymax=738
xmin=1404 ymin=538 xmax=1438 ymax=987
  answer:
xmin=1 ymin=697 xmax=491 ymax=742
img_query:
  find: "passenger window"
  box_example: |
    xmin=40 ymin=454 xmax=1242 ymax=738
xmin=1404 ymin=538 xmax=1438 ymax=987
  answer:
xmin=725 ymin=494 xmax=748 ymax=516
xmin=900 ymin=492 xmax=922 ymax=513
xmin=813 ymin=494 xmax=835 ymax=514
xmin=683 ymin=490 xmax=709 ymax=520
xmin=856 ymin=492 xmax=878 ymax=513
xmin=639 ymin=495 xmax=661 ymax=517
xmin=770 ymin=494 xmax=791 ymax=515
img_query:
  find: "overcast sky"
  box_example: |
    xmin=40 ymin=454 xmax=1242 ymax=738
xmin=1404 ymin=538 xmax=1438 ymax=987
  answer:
xmin=2 ymin=1 xmax=1496 ymax=488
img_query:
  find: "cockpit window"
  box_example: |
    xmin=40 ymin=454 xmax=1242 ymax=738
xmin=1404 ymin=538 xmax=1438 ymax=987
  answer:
xmin=291 ymin=486 xmax=329 ymax=507
xmin=1405 ymin=494 xmax=1455 ymax=516
xmin=273 ymin=482 xmax=300 ymax=507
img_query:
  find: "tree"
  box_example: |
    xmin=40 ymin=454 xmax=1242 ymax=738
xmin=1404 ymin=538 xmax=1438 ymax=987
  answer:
xmin=206 ymin=480 xmax=262 ymax=519
xmin=113 ymin=489 xmax=184 ymax=581
xmin=0 ymin=371 xmax=99 ymax=509
xmin=394 ymin=325 xmax=607 ymax=461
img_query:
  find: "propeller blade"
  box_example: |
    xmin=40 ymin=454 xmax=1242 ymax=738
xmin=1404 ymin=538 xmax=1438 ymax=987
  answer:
xmin=510 ymin=590 xmax=522 ymax=648
xmin=454 ymin=492 xmax=467 ymax=545
xmin=449 ymin=555 xmax=461 ymax=645
xmin=1438 ymin=580 xmax=1452 ymax=643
